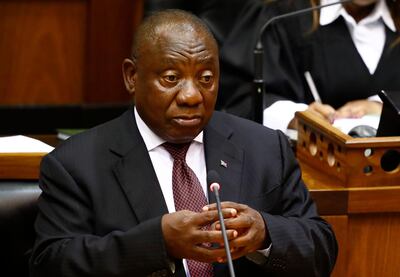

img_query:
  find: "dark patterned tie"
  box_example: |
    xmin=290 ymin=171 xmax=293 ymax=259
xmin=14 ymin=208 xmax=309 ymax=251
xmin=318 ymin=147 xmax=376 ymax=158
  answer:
xmin=163 ymin=142 xmax=213 ymax=277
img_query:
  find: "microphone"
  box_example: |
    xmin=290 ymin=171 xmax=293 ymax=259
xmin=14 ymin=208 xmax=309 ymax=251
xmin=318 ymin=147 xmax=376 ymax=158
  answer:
xmin=253 ymin=0 xmax=353 ymax=124
xmin=207 ymin=170 xmax=235 ymax=277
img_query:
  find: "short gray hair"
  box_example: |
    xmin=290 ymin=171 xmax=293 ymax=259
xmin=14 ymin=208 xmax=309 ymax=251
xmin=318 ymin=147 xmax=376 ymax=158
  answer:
xmin=131 ymin=9 xmax=217 ymax=60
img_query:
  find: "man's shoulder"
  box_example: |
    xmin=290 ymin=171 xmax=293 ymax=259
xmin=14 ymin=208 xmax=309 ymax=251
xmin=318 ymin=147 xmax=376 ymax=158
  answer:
xmin=209 ymin=111 xmax=285 ymax=149
xmin=50 ymin=110 xmax=132 ymax=158
xmin=209 ymin=112 xmax=291 ymax=161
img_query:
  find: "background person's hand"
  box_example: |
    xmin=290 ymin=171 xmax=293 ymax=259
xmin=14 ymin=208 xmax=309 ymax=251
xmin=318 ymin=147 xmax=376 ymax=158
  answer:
xmin=161 ymin=209 xmax=237 ymax=262
xmin=204 ymin=202 xmax=267 ymax=262
xmin=287 ymin=102 xmax=335 ymax=129
xmin=335 ymin=100 xmax=382 ymax=119
xmin=307 ymin=102 xmax=336 ymax=123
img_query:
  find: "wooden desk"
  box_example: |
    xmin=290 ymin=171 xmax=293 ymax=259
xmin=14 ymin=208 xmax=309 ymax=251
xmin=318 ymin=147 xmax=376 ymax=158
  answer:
xmin=296 ymin=111 xmax=400 ymax=277
xmin=0 ymin=135 xmax=57 ymax=179
xmin=0 ymin=153 xmax=45 ymax=179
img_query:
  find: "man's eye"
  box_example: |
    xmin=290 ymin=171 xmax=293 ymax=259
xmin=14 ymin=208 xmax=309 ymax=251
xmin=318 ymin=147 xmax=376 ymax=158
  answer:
xmin=164 ymin=75 xmax=178 ymax=82
xmin=200 ymin=75 xmax=213 ymax=83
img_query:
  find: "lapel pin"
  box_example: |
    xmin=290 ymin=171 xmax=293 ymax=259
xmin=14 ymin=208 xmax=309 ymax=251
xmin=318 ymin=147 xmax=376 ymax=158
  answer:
xmin=220 ymin=160 xmax=228 ymax=168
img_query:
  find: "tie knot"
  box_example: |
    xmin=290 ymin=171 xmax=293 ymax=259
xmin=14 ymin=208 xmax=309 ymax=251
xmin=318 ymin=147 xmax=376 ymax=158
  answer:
xmin=163 ymin=142 xmax=191 ymax=161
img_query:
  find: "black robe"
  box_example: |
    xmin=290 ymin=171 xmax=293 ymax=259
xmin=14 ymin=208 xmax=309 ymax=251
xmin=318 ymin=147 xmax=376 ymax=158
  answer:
xmin=217 ymin=0 xmax=400 ymax=120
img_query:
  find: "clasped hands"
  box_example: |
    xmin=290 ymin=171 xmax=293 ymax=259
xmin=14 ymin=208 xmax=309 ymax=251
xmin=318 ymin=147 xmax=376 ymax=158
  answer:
xmin=161 ymin=201 xmax=267 ymax=263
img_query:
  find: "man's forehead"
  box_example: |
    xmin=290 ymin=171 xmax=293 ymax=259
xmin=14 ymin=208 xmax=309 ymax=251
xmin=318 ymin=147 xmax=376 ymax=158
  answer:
xmin=143 ymin=24 xmax=216 ymax=54
xmin=154 ymin=22 xmax=210 ymax=45
xmin=135 ymin=18 xmax=218 ymax=63
xmin=156 ymin=21 xmax=196 ymax=35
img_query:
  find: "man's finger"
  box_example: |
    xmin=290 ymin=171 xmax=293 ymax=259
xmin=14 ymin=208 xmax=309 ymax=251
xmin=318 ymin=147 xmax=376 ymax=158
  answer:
xmin=190 ymin=244 xmax=234 ymax=263
xmin=203 ymin=201 xmax=246 ymax=211
xmin=193 ymin=229 xmax=238 ymax=244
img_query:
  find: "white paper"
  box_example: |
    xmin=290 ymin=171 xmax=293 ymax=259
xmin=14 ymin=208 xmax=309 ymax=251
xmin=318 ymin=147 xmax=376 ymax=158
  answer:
xmin=332 ymin=115 xmax=380 ymax=134
xmin=285 ymin=129 xmax=298 ymax=141
xmin=0 ymin=135 xmax=54 ymax=153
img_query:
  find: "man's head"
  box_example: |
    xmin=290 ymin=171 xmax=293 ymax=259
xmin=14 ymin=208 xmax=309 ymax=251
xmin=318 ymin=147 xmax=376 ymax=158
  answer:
xmin=123 ymin=9 xmax=219 ymax=144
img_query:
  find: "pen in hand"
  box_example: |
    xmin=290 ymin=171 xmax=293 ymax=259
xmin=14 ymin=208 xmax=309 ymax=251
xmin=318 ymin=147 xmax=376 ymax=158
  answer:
xmin=304 ymin=71 xmax=321 ymax=103
xmin=304 ymin=71 xmax=335 ymax=123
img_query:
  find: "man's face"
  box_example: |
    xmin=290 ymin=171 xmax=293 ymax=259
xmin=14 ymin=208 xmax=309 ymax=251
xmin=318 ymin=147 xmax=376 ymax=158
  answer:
xmin=126 ymin=24 xmax=219 ymax=143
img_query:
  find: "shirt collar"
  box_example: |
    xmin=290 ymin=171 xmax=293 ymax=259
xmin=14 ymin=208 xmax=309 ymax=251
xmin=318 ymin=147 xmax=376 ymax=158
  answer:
xmin=134 ymin=108 xmax=203 ymax=152
xmin=320 ymin=0 xmax=396 ymax=32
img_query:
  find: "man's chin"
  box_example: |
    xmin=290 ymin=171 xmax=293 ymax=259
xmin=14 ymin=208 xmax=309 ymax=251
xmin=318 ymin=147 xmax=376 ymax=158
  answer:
xmin=164 ymin=131 xmax=201 ymax=144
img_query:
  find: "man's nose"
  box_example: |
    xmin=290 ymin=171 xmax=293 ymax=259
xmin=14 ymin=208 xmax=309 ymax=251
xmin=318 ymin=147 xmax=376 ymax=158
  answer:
xmin=176 ymin=80 xmax=203 ymax=106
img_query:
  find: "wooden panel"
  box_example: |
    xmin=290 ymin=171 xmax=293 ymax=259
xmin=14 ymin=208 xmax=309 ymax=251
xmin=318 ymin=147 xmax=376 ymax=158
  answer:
xmin=347 ymin=214 xmax=400 ymax=277
xmin=0 ymin=0 xmax=87 ymax=104
xmin=303 ymin=160 xmax=400 ymax=276
xmin=303 ymin=163 xmax=400 ymax=214
xmin=323 ymin=216 xmax=348 ymax=277
xmin=85 ymin=0 xmax=143 ymax=103
xmin=0 ymin=0 xmax=143 ymax=106
xmin=0 ymin=153 xmax=45 ymax=179
xmin=348 ymin=186 xmax=400 ymax=213
xmin=311 ymin=189 xmax=348 ymax=215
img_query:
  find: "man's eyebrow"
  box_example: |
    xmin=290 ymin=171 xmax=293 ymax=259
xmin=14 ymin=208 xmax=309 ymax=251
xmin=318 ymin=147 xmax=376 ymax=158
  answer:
xmin=160 ymin=56 xmax=217 ymax=66
xmin=197 ymin=56 xmax=217 ymax=64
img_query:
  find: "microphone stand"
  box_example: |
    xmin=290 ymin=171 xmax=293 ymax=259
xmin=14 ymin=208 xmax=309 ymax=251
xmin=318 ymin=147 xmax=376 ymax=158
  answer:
xmin=253 ymin=0 xmax=352 ymax=124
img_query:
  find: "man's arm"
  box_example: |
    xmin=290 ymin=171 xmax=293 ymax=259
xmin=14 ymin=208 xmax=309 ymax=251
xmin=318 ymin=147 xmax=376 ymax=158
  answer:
xmin=204 ymin=131 xmax=337 ymax=276
xmin=30 ymin=153 xmax=238 ymax=276
xmin=258 ymin=131 xmax=337 ymax=275
xmin=30 ymin=154 xmax=172 ymax=277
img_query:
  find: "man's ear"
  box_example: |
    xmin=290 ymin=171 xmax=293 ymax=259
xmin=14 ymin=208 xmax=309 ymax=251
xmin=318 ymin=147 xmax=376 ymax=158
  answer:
xmin=122 ymin=58 xmax=137 ymax=95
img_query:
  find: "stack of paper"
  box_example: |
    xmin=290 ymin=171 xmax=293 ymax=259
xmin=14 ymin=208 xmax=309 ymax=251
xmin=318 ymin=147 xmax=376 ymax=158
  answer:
xmin=0 ymin=135 xmax=54 ymax=153
xmin=332 ymin=115 xmax=380 ymax=134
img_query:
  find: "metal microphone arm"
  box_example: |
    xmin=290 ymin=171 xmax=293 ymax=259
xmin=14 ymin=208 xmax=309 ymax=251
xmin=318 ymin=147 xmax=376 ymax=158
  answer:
xmin=211 ymin=185 xmax=235 ymax=277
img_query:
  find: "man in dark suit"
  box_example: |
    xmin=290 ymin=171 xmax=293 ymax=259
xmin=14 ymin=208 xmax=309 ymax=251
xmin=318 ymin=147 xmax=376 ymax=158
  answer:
xmin=30 ymin=9 xmax=337 ymax=277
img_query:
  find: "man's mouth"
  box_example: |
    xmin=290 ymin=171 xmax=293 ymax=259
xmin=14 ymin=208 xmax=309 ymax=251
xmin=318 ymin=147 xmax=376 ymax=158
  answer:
xmin=173 ymin=116 xmax=202 ymax=127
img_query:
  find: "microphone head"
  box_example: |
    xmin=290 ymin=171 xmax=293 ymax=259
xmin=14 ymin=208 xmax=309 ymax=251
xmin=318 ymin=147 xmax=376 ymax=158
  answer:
xmin=210 ymin=182 xmax=220 ymax=192
xmin=207 ymin=170 xmax=221 ymax=192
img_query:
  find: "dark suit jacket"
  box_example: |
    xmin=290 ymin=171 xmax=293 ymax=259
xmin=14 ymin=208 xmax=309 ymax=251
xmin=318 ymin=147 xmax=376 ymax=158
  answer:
xmin=30 ymin=110 xmax=337 ymax=276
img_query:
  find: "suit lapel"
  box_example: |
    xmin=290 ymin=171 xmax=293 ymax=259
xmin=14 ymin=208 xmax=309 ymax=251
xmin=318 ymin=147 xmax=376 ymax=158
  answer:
xmin=109 ymin=111 xmax=242 ymax=276
xmin=110 ymin=111 xmax=168 ymax=222
xmin=108 ymin=111 xmax=245 ymax=222
xmin=204 ymin=116 xmax=244 ymax=205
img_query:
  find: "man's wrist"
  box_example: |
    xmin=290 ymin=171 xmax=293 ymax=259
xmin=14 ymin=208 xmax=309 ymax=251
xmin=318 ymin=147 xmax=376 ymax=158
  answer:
xmin=246 ymin=243 xmax=272 ymax=265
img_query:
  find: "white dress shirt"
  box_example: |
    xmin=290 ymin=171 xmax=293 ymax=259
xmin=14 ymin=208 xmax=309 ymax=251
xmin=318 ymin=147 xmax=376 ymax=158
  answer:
xmin=134 ymin=109 xmax=271 ymax=274
xmin=134 ymin=109 xmax=208 ymax=213
xmin=263 ymin=0 xmax=396 ymax=133
xmin=134 ymin=108 xmax=207 ymax=276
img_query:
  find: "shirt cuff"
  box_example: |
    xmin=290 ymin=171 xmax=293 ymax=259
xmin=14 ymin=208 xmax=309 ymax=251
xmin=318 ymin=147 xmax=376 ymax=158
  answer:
xmin=367 ymin=94 xmax=382 ymax=103
xmin=263 ymin=101 xmax=308 ymax=132
xmin=245 ymin=243 xmax=272 ymax=265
